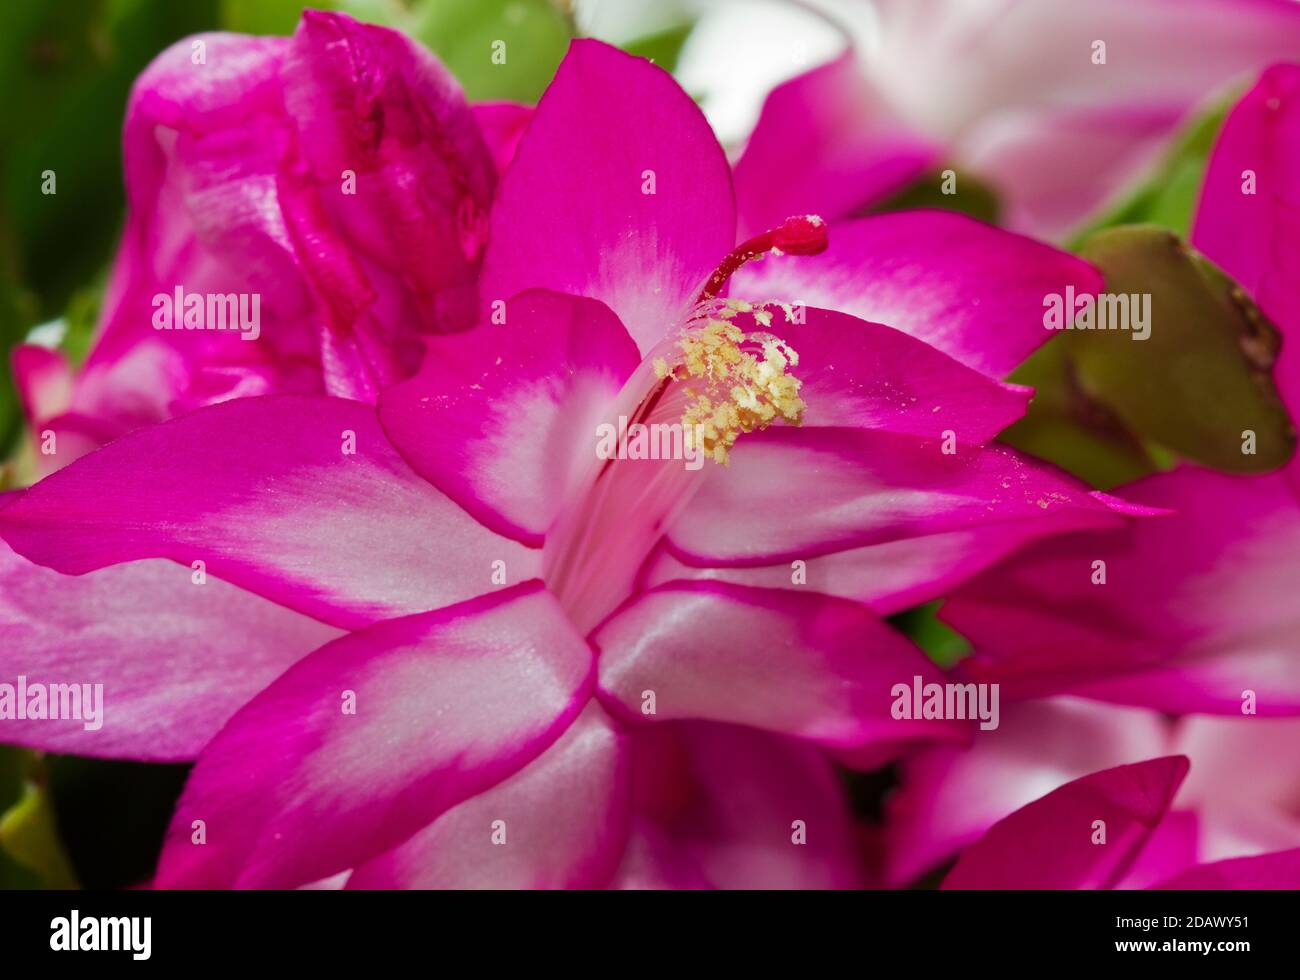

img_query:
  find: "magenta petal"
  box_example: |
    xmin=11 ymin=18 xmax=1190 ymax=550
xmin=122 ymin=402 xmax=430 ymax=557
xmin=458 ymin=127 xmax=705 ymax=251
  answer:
xmin=1192 ymin=63 xmax=1300 ymax=416
xmin=667 ymin=427 xmax=1142 ymax=566
xmin=646 ymin=493 xmax=1147 ymax=616
xmin=378 ymin=289 xmax=640 ymax=545
xmin=595 ymin=581 xmax=965 ymax=752
xmin=1113 ymin=810 xmax=1200 ymax=890
xmin=10 ymin=346 xmax=82 ymax=478
xmin=885 ymin=705 xmax=1300 ymax=888
xmin=153 ymin=582 xmax=594 ymax=889
xmin=479 ymin=39 xmax=736 ymax=355
xmin=1063 ymin=649 xmax=1300 ymax=717
xmin=619 ymin=722 xmax=864 ymax=889
xmin=731 ymin=210 xmax=1102 ymax=377
xmin=608 ymin=820 xmax=712 ymax=890
xmin=0 ymin=396 xmax=540 ymax=630
xmin=346 ymin=703 xmax=630 ymax=889
xmin=277 ymin=11 xmax=497 ymax=395
xmin=472 ymin=101 xmax=534 ymax=176
xmin=72 ymin=40 xmax=300 ymax=441
xmin=0 ymin=543 xmax=340 ymax=761
xmin=10 ymin=345 xmax=72 ymax=429
xmin=942 ymin=756 xmax=1190 ymax=890
xmin=82 ymin=11 xmax=496 ymax=437
xmin=733 ymin=53 xmax=938 ymax=239
xmin=882 ymin=699 xmax=1170 ymax=886
xmin=97 ymin=30 xmax=316 ymax=416
xmin=741 ymin=306 xmax=1030 ymax=440
xmin=1155 ymin=846 xmax=1300 ymax=889
xmin=944 ymin=467 xmax=1300 ymax=714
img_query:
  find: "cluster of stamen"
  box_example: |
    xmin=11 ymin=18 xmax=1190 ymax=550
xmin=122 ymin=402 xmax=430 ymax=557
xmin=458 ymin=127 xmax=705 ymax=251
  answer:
xmin=653 ymin=299 xmax=806 ymax=464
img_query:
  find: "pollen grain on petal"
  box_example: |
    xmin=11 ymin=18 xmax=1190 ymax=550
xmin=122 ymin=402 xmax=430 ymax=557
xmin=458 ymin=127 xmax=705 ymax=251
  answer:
xmin=663 ymin=311 xmax=806 ymax=465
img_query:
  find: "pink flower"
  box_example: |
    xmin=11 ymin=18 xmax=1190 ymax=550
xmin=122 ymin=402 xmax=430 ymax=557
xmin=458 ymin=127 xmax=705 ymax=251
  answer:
xmin=11 ymin=11 xmax=497 ymax=474
xmin=938 ymin=755 xmax=1300 ymax=889
xmin=939 ymin=63 xmax=1300 ymax=717
xmin=1 ymin=40 xmax=1145 ymax=888
xmin=876 ymin=65 xmax=1300 ymax=892
xmin=733 ymin=0 xmax=1300 ymax=240
xmin=879 ymin=698 xmax=1300 ymax=887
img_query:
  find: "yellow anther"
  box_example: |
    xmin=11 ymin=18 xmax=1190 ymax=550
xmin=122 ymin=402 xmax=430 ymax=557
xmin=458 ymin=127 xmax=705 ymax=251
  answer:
xmin=663 ymin=316 xmax=806 ymax=465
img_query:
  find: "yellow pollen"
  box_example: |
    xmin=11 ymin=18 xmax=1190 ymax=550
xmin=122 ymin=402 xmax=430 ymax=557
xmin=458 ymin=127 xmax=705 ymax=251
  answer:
xmin=660 ymin=316 xmax=806 ymax=465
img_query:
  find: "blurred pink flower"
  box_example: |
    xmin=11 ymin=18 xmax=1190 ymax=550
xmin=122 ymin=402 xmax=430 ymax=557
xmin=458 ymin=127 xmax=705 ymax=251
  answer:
xmin=939 ymin=63 xmax=1300 ymax=717
xmin=938 ymin=755 xmax=1300 ymax=889
xmin=881 ymin=65 xmax=1300 ymax=892
xmin=11 ymin=11 xmax=497 ymax=474
xmin=734 ymin=0 xmax=1300 ymax=240
xmin=878 ymin=698 xmax=1300 ymax=887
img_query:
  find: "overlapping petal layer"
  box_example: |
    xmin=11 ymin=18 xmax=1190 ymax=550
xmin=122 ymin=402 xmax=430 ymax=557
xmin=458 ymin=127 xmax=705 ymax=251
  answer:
xmin=943 ymin=467 xmax=1300 ymax=713
xmin=613 ymin=722 xmax=864 ymax=889
xmin=595 ymin=581 xmax=966 ymax=752
xmin=0 ymin=543 xmax=340 ymax=761
xmin=42 ymin=10 xmax=495 ymax=459
xmin=0 ymin=396 xmax=540 ymax=630
xmin=480 ymin=39 xmax=736 ymax=356
xmin=378 ymin=289 xmax=639 ymax=545
xmin=942 ymin=756 xmax=1189 ymax=889
xmin=347 ymin=703 xmax=630 ymax=890
xmin=667 ymin=427 xmax=1149 ymax=566
xmin=154 ymin=583 xmax=594 ymax=889
xmin=731 ymin=211 xmax=1102 ymax=377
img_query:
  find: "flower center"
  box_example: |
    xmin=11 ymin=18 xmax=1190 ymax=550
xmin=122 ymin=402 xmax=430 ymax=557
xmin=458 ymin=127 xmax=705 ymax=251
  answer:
xmin=655 ymin=306 xmax=806 ymax=465
xmin=544 ymin=216 xmax=826 ymax=632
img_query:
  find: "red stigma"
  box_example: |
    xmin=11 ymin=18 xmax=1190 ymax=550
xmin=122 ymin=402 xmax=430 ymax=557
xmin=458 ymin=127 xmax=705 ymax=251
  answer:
xmin=698 ymin=214 xmax=828 ymax=302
